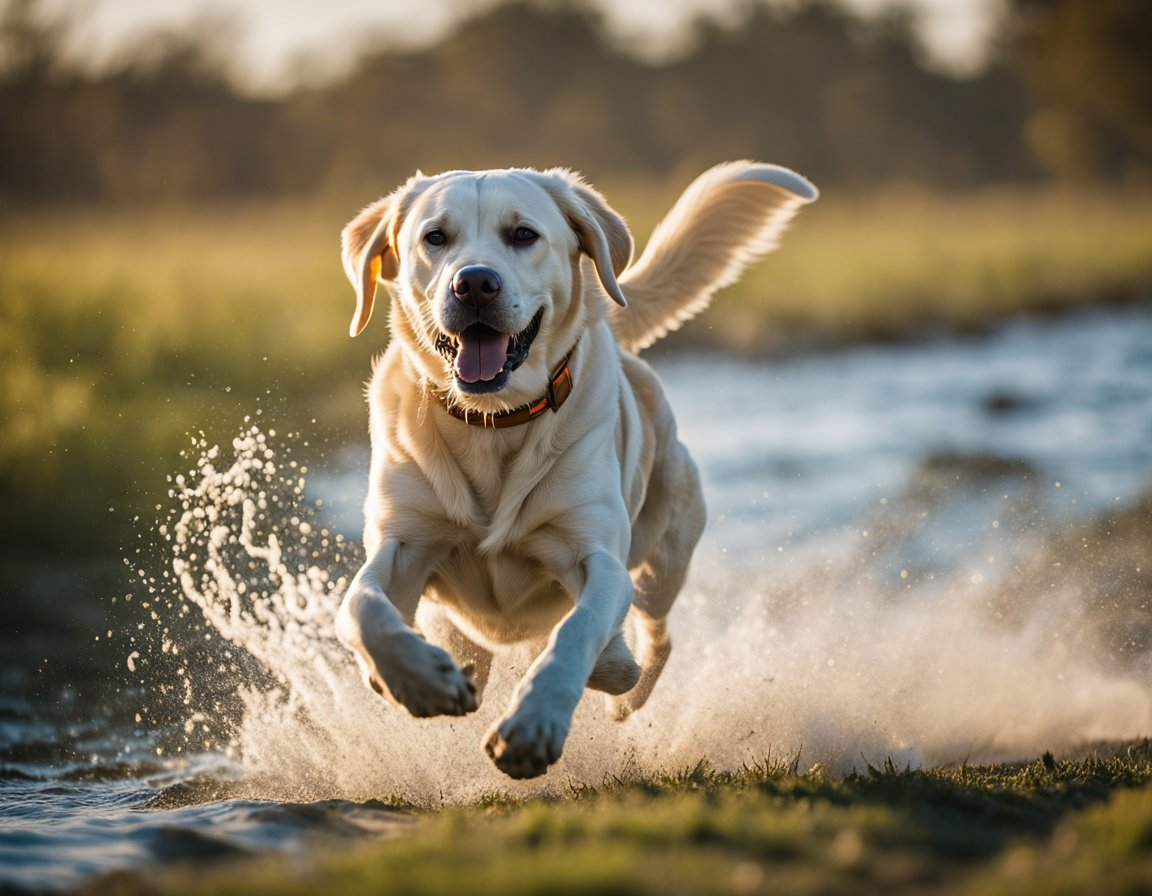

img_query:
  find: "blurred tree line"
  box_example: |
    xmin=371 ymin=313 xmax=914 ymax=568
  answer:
xmin=1013 ymin=0 xmax=1152 ymax=183
xmin=0 ymin=0 xmax=1149 ymax=203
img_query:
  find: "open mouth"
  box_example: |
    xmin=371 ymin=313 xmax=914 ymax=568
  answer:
xmin=435 ymin=308 xmax=544 ymax=394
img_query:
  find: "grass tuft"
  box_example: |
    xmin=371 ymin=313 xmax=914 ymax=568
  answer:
xmin=89 ymin=743 xmax=1152 ymax=895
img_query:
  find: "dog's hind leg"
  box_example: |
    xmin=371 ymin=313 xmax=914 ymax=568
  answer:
xmin=587 ymin=628 xmax=641 ymax=696
xmin=415 ymin=602 xmax=494 ymax=703
xmin=613 ymin=443 xmax=707 ymax=720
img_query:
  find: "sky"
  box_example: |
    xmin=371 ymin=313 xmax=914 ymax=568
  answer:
xmin=35 ymin=0 xmax=1007 ymax=94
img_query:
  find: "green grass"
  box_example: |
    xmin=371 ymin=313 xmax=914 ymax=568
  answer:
xmin=0 ymin=200 xmax=366 ymax=558
xmin=2 ymin=187 xmax=1150 ymax=558
xmin=93 ymin=746 xmax=1152 ymax=895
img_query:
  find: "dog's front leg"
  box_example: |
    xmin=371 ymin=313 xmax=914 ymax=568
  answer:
xmin=484 ymin=550 xmax=633 ymax=778
xmin=337 ymin=537 xmax=477 ymax=718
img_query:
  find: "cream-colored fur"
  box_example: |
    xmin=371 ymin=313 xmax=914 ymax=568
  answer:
xmin=336 ymin=162 xmax=817 ymax=778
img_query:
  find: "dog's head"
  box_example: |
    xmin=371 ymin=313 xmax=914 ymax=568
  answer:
xmin=341 ymin=168 xmax=632 ymax=413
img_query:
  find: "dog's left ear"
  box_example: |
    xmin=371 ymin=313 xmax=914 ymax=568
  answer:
xmin=540 ymin=171 xmax=632 ymax=307
xmin=341 ymin=194 xmax=402 ymax=338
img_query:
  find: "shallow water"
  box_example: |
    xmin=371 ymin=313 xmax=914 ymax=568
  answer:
xmin=2 ymin=308 xmax=1151 ymax=892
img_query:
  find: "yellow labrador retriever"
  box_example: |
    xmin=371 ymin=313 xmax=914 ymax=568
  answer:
xmin=337 ymin=162 xmax=817 ymax=778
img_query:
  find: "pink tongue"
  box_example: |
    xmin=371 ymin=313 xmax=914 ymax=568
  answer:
xmin=454 ymin=327 xmax=511 ymax=383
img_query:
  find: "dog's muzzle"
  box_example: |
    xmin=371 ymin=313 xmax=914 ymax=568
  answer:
xmin=435 ymin=308 xmax=545 ymax=394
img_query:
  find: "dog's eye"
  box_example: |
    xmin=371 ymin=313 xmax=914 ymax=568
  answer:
xmin=424 ymin=229 xmax=447 ymax=247
xmin=511 ymin=226 xmax=539 ymax=247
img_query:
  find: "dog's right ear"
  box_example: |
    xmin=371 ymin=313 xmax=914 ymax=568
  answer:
xmin=341 ymin=195 xmax=400 ymax=338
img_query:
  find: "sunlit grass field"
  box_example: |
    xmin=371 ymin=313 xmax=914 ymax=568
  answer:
xmin=2 ymin=186 xmax=1151 ymax=556
xmin=97 ymin=748 xmax=1152 ymax=895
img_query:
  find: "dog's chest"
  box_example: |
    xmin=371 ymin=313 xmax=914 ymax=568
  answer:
xmin=428 ymin=545 xmax=572 ymax=642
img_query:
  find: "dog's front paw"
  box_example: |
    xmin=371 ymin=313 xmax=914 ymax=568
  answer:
xmin=362 ymin=630 xmax=478 ymax=718
xmin=483 ymin=711 xmax=569 ymax=779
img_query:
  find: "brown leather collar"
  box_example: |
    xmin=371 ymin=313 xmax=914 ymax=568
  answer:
xmin=442 ymin=346 xmax=576 ymax=429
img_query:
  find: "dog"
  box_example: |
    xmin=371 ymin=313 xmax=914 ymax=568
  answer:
xmin=336 ymin=161 xmax=817 ymax=778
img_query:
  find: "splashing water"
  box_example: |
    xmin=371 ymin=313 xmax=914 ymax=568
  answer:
xmin=144 ymin=367 xmax=1152 ymax=807
xmin=9 ymin=310 xmax=1150 ymax=893
xmin=136 ymin=428 xmax=359 ymax=793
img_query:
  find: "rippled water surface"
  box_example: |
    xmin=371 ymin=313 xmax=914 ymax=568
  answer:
xmin=3 ymin=308 xmax=1151 ymax=893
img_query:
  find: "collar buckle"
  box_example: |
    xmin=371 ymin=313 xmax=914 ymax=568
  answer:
xmin=546 ymin=361 xmax=573 ymax=411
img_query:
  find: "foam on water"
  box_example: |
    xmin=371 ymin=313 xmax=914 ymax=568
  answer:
xmin=143 ymin=411 xmax=1152 ymax=806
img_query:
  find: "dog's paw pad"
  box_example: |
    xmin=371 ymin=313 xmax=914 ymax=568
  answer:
xmin=363 ymin=635 xmax=479 ymax=718
xmin=484 ymin=715 xmax=567 ymax=779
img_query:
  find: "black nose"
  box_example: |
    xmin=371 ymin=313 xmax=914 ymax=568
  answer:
xmin=451 ymin=266 xmax=501 ymax=309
